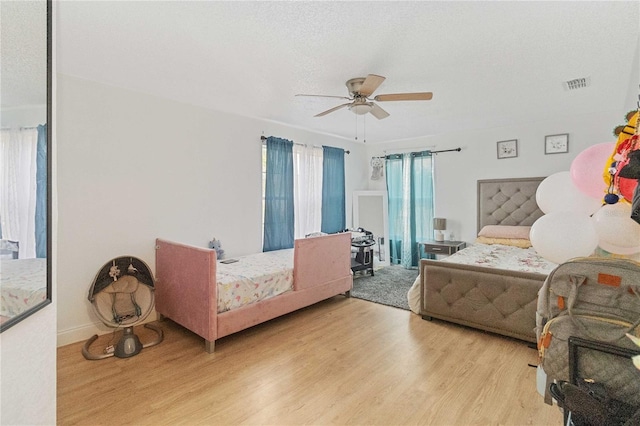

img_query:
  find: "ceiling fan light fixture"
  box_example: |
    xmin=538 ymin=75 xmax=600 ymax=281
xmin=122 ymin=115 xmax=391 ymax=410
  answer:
xmin=299 ymin=74 xmax=433 ymax=119
xmin=350 ymin=102 xmax=373 ymax=115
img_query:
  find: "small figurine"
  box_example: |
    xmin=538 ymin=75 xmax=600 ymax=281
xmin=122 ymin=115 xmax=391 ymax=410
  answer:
xmin=127 ymin=258 xmax=139 ymax=274
xmin=208 ymin=238 xmax=225 ymax=260
xmin=108 ymin=261 xmax=121 ymax=281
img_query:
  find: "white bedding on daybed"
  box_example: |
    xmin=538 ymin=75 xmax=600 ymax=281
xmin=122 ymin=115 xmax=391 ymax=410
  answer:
xmin=216 ymin=249 xmax=294 ymax=313
xmin=408 ymin=243 xmax=557 ymax=314
xmin=1 ymin=258 xmax=47 ymax=319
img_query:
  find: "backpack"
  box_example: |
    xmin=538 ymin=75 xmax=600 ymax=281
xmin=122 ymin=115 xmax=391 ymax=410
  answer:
xmin=536 ymin=257 xmax=640 ymax=407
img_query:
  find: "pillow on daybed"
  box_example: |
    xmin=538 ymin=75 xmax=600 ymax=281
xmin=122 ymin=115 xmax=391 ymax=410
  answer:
xmin=476 ymin=225 xmax=532 ymax=248
xmin=305 ymin=232 xmax=328 ymax=238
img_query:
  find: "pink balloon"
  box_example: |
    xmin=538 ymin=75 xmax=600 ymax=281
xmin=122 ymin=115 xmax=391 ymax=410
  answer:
xmin=570 ymin=142 xmax=616 ymax=199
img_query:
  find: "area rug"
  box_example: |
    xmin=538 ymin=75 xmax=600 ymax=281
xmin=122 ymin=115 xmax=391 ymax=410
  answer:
xmin=351 ymin=265 xmax=419 ymax=311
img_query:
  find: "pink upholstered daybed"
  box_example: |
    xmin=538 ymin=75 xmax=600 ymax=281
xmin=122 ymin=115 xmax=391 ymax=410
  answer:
xmin=154 ymin=233 xmax=353 ymax=353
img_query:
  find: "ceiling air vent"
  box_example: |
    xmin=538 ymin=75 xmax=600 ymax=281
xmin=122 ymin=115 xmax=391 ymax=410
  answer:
xmin=563 ymin=77 xmax=591 ymax=91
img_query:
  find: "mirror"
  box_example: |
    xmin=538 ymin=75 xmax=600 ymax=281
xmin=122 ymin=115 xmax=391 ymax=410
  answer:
xmin=0 ymin=0 xmax=52 ymax=332
xmin=353 ymin=190 xmax=390 ymax=268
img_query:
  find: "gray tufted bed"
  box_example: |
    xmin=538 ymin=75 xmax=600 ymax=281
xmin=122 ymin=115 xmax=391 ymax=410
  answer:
xmin=419 ymin=177 xmax=548 ymax=343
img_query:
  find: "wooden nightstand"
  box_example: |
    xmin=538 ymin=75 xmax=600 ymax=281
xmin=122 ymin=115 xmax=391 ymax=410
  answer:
xmin=418 ymin=240 xmax=466 ymax=257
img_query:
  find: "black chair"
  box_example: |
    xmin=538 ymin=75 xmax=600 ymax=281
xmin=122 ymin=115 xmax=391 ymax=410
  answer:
xmin=348 ymin=228 xmax=376 ymax=276
xmin=550 ymin=337 xmax=640 ymax=426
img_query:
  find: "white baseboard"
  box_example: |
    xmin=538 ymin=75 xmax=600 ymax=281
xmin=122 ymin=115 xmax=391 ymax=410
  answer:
xmin=57 ymin=322 xmax=105 ymax=347
xmin=57 ymin=309 xmax=158 ymax=347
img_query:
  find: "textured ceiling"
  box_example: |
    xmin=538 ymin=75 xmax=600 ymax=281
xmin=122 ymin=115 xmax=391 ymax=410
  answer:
xmin=1 ymin=1 xmax=47 ymax=109
xmin=54 ymin=1 xmax=639 ymax=143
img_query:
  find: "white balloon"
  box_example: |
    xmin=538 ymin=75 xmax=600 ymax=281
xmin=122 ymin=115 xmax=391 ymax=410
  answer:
xmin=536 ymin=171 xmax=602 ymax=216
xmin=592 ymin=203 xmax=640 ymax=255
xmin=530 ymin=212 xmax=599 ymax=264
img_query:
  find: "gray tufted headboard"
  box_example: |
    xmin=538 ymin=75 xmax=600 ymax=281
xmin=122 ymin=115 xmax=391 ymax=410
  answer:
xmin=477 ymin=177 xmax=545 ymax=234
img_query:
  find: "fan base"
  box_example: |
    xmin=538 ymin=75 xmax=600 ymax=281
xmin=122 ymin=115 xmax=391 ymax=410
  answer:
xmin=82 ymin=323 xmax=163 ymax=360
xmin=114 ymin=327 xmax=142 ymax=358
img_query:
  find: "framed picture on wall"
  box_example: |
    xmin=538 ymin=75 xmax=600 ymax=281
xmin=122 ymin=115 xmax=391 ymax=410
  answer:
xmin=497 ymin=139 xmax=518 ymax=159
xmin=545 ymin=133 xmax=569 ymax=154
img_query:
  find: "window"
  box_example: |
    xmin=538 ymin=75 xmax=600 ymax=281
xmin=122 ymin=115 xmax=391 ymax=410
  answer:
xmin=386 ymin=151 xmax=435 ymax=267
xmin=262 ymin=138 xmax=345 ymax=250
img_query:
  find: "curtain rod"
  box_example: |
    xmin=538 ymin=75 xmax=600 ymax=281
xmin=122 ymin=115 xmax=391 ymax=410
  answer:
xmin=260 ymin=135 xmax=350 ymax=154
xmin=431 ymin=147 xmax=462 ymax=154
xmin=373 ymin=147 xmax=462 ymax=159
xmin=0 ymin=126 xmax=40 ymax=131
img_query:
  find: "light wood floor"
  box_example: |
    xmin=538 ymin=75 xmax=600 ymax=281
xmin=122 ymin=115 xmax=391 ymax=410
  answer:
xmin=58 ymin=297 xmax=561 ymax=425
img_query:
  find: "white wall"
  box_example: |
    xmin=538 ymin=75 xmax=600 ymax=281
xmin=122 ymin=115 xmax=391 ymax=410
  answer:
xmin=0 ymin=304 xmax=57 ymax=425
xmin=0 ymin=104 xmax=56 ymax=425
xmin=624 ymin=34 xmax=639 ymax=110
xmin=0 ymin=106 xmax=47 ymax=128
xmin=365 ymin=108 xmax=625 ymax=244
xmin=56 ymin=74 xmax=368 ymax=345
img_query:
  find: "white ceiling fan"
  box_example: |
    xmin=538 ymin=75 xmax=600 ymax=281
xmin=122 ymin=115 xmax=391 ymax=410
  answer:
xmin=296 ymin=74 xmax=433 ymax=119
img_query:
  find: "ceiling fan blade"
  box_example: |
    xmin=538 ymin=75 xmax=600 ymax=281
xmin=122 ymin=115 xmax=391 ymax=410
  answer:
xmin=314 ymin=103 xmax=351 ymax=117
xmin=296 ymin=94 xmax=352 ymax=100
xmin=370 ymin=103 xmax=390 ymax=120
xmin=358 ymin=74 xmax=386 ymax=97
xmin=374 ymin=92 xmax=433 ymax=102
